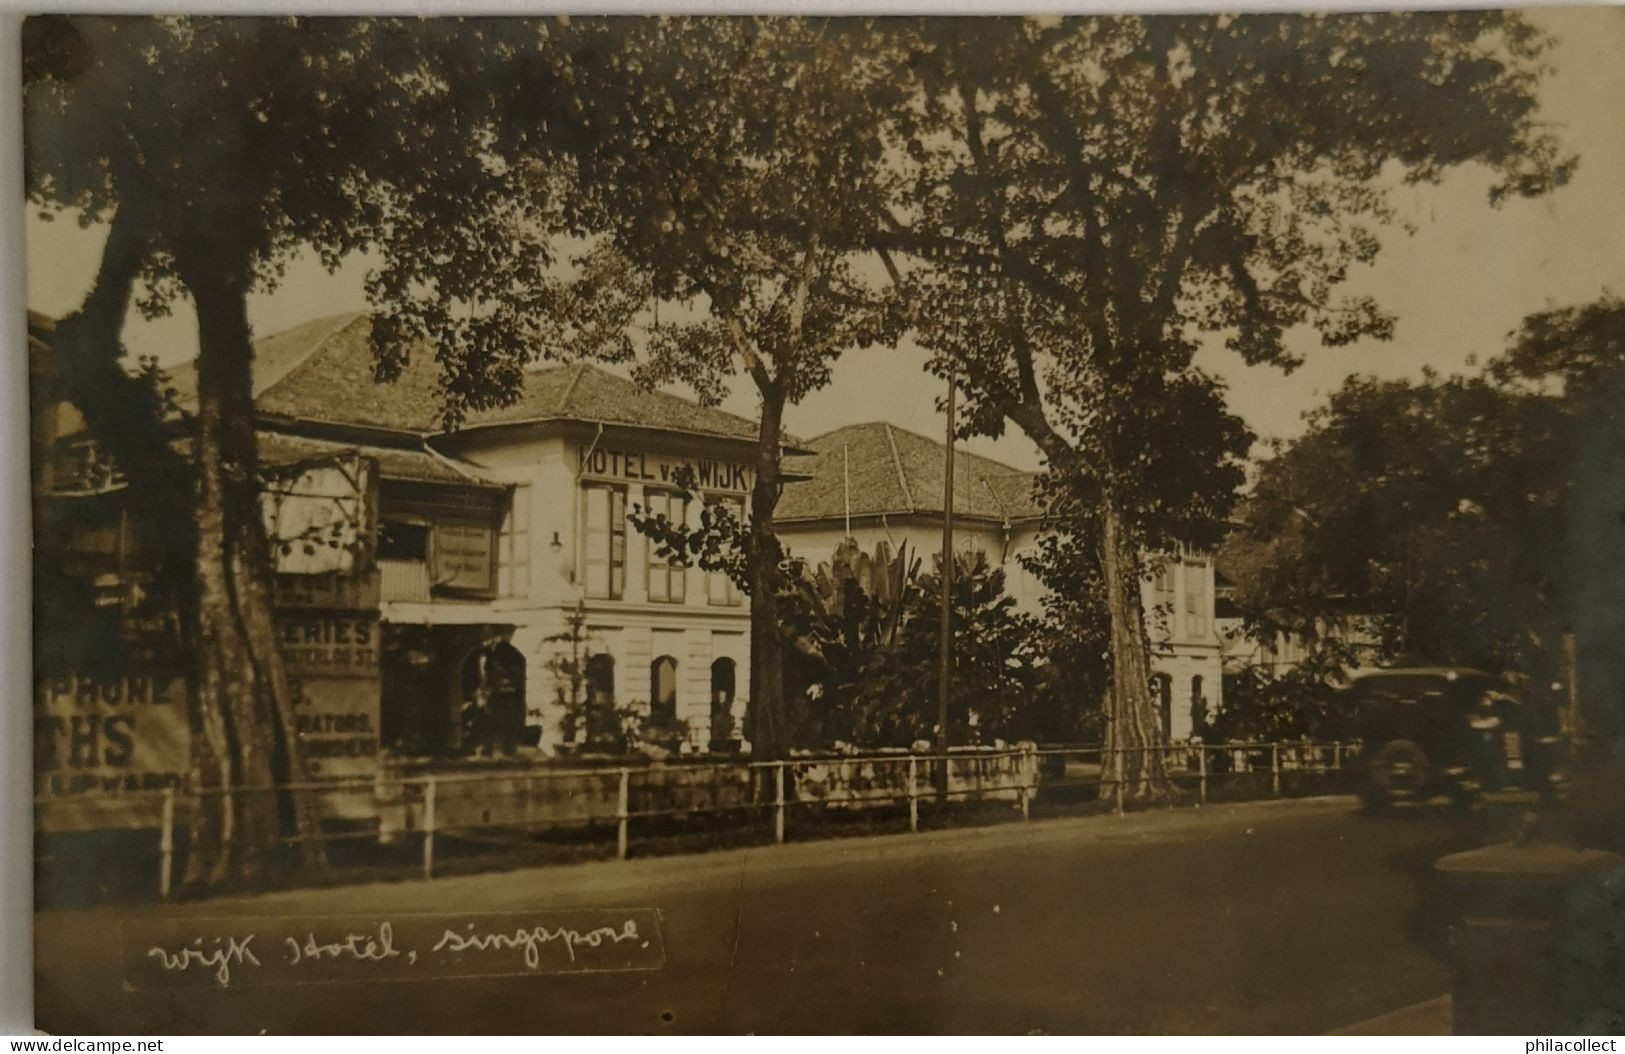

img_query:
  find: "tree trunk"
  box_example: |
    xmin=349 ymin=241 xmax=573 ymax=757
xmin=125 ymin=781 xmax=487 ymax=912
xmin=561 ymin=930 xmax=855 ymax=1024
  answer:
xmin=179 ymin=261 xmax=328 ymax=887
xmin=42 ymin=210 xmax=233 ymax=884
xmin=997 ymin=405 xmax=1172 ymax=798
xmin=1098 ymin=492 xmax=1174 ymax=802
xmin=48 ymin=211 xmax=197 ymax=641
xmin=49 ymin=212 xmax=193 ymax=533
xmin=745 ymin=385 xmax=790 ymax=761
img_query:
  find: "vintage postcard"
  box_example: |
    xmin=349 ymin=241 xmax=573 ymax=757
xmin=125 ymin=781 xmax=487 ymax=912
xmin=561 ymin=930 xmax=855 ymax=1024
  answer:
xmin=20 ymin=7 xmax=1625 ymax=1036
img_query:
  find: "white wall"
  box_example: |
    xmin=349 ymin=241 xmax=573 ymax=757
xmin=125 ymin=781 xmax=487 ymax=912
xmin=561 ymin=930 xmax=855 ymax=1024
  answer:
xmin=779 ymin=517 xmax=1224 ymax=739
xmin=418 ymin=426 xmax=1228 ymax=749
xmin=779 ymin=516 xmax=1047 ymax=617
xmin=1218 ymin=614 xmax=1386 ymax=678
xmin=438 ymin=426 xmax=758 ymax=754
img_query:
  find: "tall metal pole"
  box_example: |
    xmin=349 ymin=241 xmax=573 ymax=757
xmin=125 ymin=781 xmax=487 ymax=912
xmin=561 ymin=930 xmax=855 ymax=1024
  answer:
xmin=937 ymin=371 xmax=955 ymax=796
xmin=843 ymin=443 xmax=852 ymax=539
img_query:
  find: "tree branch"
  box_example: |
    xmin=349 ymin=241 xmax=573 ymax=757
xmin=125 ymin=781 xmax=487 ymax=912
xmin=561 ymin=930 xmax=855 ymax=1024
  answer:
xmin=724 ymin=315 xmax=776 ymax=397
xmin=52 ymin=205 xmax=193 ymax=514
xmin=783 ymin=231 xmax=821 ymax=369
xmin=955 ymin=77 xmax=1055 ymax=422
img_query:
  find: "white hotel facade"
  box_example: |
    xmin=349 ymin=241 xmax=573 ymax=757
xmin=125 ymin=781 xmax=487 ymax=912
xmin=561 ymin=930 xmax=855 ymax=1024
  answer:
xmin=37 ymin=311 xmax=1224 ymax=768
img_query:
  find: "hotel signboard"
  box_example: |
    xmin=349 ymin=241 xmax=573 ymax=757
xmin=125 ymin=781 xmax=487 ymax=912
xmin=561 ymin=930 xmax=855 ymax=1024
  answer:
xmin=577 ymin=444 xmax=754 ymax=495
xmin=431 ymin=520 xmax=496 ymax=594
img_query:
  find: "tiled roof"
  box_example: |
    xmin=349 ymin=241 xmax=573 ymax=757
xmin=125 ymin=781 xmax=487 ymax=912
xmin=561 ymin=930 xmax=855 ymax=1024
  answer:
xmin=167 ymin=312 xmax=765 ymax=444
xmin=167 ymin=314 xmax=420 ymax=424
xmin=33 ymin=311 xmax=488 ymax=490
xmin=255 ymin=430 xmax=503 ymax=488
xmin=462 ymin=360 xmax=767 ymax=444
xmin=776 ymin=422 xmax=1043 ymax=525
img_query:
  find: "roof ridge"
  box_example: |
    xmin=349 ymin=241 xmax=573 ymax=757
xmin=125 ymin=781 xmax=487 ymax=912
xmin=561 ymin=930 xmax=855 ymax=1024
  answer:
xmin=803 ymin=421 xmax=890 ymax=444
xmin=633 ymin=367 xmax=747 ymax=418
xmin=809 ymin=419 xmax=1033 ymax=479
xmin=566 ymin=362 xmax=764 ymax=432
xmin=419 ymin=438 xmax=505 ymax=486
xmin=256 ymin=311 xmax=369 ymax=400
xmin=558 ymin=361 xmax=589 ymax=415
xmin=883 ymin=422 xmax=915 ymax=513
xmin=872 ymin=419 xmax=952 ymax=450
xmin=980 ymin=476 xmax=1014 ymax=527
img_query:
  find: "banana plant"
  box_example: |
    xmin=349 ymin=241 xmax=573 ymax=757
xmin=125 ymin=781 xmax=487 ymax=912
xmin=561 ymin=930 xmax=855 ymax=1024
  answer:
xmin=779 ymin=538 xmax=921 ymax=733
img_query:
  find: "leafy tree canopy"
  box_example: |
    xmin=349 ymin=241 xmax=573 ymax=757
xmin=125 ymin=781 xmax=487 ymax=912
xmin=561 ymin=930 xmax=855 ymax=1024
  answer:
xmin=515 ymin=17 xmax=910 ymax=404
xmin=1224 ymin=366 xmax=1573 ymax=681
xmin=885 ymin=11 xmax=1574 ymax=548
xmin=868 ymin=12 xmax=1573 ymax=796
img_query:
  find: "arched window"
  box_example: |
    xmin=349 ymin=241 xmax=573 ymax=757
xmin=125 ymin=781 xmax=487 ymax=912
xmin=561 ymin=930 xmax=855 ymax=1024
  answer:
xmin=458 ymin=641 xmax=527 ymax=756
xmin=1154 ymin=674 xmax=1173 ymax=740
xmin=710 ymin=658 xmax=738 ymax=748
xmin=582 ymin=653 xmax=617 ymax=750
xmin=1190 ymin=675 xmax=1208 ymax=736
xmin=585 ymin=654 xmax=615 ymax=707
xmin=650 ymin=655 xmax=679 ymax=725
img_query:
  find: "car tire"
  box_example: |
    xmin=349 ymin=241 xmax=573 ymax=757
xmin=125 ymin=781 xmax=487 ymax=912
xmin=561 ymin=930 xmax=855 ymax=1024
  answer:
xmin=1357 ymin=786 xmax=1394 ymax=815
xmin=1446 ymin=780 xmax=1477 ymax=815
xmin=1367 ymin=739 xmax=1432 ymax=803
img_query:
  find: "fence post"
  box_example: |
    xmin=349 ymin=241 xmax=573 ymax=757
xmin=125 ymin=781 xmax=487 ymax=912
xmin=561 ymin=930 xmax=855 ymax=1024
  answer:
xmin=1271 ymin=743 xmax=1281 ymax=797
xmin=1198 ymin=745 xmax=1208 ymax=805
xmin=773 ymin=761 xmax=786 ymax=845
xmin=616 ymin=767 xmax=630 ymax=860
xmin=1113 ymin=748 xmax=1125 ymax=816
xmin=1017 ymin=748 xmax=1030 ymax=821
xmin=1333 ymin=741 xmax=1343 ymax=771
xmin=907 ymin=755 xmax=919 ymax=833
xmin=421 ymin=776 xmax=437 ymax=881
xmin=158 ymin=788 xmax=175 ymax=900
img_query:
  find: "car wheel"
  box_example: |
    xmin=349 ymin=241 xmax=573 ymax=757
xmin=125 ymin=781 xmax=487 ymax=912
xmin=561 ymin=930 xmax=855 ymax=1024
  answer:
xmin=1446 ymin=780 xmax=1477 ymax=815
xmin=1368 ymin=739 xmax=1432 ymax=802
xmin=1357 ymin=784 xmax=1394 ymax=815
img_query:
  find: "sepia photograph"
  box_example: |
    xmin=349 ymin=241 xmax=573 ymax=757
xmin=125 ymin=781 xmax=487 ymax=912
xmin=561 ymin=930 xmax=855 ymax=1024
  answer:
xmin=14 ymin=4 xmax=1625 ymax=1037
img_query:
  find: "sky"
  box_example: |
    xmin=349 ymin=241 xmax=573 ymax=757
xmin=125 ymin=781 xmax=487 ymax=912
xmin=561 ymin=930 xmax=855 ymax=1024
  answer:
xmin=23 ymin=5 xmax=1625 ymax=474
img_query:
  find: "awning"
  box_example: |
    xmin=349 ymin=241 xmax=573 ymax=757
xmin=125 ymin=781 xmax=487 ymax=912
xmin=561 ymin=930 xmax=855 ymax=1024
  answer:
xmin=256 ymin=430 xmax=505 ymax=489
xmin=380 ymin=601 xmax=517 ymax=626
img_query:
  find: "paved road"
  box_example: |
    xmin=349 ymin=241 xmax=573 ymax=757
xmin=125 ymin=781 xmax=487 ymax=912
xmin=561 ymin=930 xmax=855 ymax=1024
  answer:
xmin=35 ymin=796 xmax=1513 ymax=1035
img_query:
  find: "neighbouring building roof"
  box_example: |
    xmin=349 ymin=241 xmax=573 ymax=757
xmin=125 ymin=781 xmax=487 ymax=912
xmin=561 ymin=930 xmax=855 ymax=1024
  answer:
xmin=777 ymin=421 xmax=1043 ymax=525
xmin=168 ymin=312 xmax=768 ymax=445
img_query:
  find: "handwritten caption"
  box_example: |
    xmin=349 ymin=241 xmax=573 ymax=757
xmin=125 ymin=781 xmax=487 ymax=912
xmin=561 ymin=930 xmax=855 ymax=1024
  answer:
xmin=120 ymin=910 xmax=665 ymax=990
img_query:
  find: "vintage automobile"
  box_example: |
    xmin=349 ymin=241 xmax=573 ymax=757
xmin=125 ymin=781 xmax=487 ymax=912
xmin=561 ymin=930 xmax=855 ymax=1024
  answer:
xmin=1343 ymin=666 xmax=1562 ymax=811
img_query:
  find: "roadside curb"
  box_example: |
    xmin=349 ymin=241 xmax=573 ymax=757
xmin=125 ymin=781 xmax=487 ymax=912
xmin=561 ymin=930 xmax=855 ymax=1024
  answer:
xmin=42 ymin=794 xmax=1359 ymax=919
xmin=1329 ymin=995 xmax=1452 ymax=1035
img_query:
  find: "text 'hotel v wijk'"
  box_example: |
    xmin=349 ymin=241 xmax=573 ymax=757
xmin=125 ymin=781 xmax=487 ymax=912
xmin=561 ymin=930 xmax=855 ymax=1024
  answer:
xmin=32 ymin=311 xmax=1223 ymax=826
